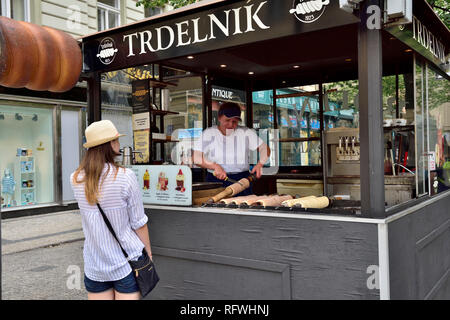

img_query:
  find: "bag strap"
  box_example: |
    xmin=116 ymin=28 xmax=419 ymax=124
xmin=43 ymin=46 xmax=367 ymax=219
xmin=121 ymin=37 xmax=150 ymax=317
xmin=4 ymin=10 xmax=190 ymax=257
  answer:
xmin=96 ymin=203 xmax=129 ymax=259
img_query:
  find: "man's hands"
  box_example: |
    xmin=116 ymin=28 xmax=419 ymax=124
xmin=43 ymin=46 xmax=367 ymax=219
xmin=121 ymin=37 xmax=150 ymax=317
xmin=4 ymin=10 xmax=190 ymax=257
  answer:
xmin=213 ymin=163 xmax=228 ymax=180
xmin=251 ymin=163 xmax=264 ymax=179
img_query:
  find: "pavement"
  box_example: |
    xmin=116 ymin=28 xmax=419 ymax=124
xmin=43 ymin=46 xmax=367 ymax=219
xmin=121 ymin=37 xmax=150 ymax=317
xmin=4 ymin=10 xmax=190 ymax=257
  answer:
xmin=1 ymin=210 xmax=88 ymax=300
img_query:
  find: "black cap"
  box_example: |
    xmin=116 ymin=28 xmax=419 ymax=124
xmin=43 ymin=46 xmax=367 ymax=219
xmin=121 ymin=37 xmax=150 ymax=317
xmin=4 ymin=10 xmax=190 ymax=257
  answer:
xmin=218 ymin=102 xmax=242 ymax=120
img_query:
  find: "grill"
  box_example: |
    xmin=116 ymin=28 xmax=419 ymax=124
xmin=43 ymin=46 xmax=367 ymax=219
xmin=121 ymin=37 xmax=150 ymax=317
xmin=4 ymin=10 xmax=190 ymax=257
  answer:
xmin=201 ymin=199 xmax=362 ymax=216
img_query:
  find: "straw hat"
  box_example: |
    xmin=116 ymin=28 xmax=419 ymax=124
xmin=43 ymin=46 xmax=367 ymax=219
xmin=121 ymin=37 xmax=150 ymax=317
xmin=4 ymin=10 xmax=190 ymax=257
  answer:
xmin=83 ymin=120 xmax=125 ymax=149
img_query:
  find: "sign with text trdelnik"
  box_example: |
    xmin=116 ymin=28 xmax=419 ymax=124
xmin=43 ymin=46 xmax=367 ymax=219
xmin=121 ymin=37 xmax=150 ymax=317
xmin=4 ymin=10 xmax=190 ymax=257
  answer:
xmin=129 ymin=165 xmax=192 ymax=206
xmin=82 ymin=0 xmax=359 ymax=72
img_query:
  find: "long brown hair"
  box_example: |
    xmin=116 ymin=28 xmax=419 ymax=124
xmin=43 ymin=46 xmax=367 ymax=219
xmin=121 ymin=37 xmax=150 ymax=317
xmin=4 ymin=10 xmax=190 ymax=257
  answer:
xmin=72 ymin=141 xmax=122 ymax=205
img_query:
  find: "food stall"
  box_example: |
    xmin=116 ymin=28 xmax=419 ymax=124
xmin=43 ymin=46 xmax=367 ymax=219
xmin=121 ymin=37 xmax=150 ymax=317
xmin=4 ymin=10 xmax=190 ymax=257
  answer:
xmin=80 ymin=0 xmax=450 ymax=299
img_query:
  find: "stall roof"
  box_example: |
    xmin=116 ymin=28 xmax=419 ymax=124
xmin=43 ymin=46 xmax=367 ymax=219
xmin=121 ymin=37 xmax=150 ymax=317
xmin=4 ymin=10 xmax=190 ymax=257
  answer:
xmin=81 ymin=0 xmax=449 ymax=90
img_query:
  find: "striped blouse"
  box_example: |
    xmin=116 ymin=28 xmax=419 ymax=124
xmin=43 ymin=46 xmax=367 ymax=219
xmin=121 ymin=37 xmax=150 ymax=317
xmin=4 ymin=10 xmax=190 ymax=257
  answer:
xmin=70 ymin=164 xmax=148 ymax=282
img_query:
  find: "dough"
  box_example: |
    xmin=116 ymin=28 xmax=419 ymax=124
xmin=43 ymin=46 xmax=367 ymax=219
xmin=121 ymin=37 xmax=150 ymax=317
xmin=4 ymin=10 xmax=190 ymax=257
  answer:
xmin=241 ymin=195 xmax=272 ymax=206
xmin=281 ymin=196 xmax=329 ymax=209
xmin=220 ymin=195 xmax=258 ymax=205
xmin=228 ymin=178 xmax=251 ymax=196
xmin=253 ymin=195 xmax=293 ymax=207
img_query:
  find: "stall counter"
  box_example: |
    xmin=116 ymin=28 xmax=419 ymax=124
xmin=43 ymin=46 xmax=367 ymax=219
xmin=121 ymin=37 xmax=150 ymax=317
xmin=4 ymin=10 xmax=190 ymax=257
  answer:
xmin=142 ymin=192 xmax=450 ymax=300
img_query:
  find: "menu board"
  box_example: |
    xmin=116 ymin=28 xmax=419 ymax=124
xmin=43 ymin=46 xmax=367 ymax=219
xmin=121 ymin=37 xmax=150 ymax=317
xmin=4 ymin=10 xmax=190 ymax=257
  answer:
xmin=133 ymin=129 xmax=150 ymax=163
xmin=129 ymin=165 xmax=192 ymax=206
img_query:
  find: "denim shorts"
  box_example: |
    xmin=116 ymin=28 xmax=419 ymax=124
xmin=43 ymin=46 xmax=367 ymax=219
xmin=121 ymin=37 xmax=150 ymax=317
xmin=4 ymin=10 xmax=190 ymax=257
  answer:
xmin=84 ymin=271 xmax=139 ymax=294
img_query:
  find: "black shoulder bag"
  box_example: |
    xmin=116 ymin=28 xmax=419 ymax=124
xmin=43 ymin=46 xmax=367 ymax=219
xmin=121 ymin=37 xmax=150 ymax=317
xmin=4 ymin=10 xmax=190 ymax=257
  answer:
xmin=97 ymin=203 xmax=159 ymax=298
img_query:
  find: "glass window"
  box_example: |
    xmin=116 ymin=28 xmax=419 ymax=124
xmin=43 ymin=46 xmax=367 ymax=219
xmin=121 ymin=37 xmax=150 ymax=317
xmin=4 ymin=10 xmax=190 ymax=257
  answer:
xmin=0 ymin=105 xmax=54 ymax=208
xmin=276 ymin=87 xmax=321 ymax=167
xmin=97 ymin=0 xmax=120 ymax=31
xmin=415 ymin=59 xmax=427 ymax=196
xmin=252 ymin=87 xmax=321 ymax=169
xmin=0 ymin=0 xmax=29 ymax=21
xmin=323 ymin=80 xmax=359 ymax=129
xmin=100 ymin=65 xmax=204 ymax=167
xmin=145 ymin=6 xmax=162 ymax=18
xmin=413 ymin=58 xmax=450 ymax=198
xmin=163 ymin=69 xmax=203 ymax=165
xmin=426 ymin=65 xmax=450 ymax=195
xmin=211 ymin=85 xmax=246 ymax=125
xmin=100 ymin=68 xmax=138 ymax=154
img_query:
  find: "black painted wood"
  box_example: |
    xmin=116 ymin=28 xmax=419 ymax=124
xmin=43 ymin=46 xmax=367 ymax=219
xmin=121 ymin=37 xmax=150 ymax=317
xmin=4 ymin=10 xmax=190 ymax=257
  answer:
xmin=358 ymin=0 xmax=385 ymax=217
xmin=389 ymin=194 xmax=450 ymax=299
xmin=145 ymin=208 xmax=380 ymax=300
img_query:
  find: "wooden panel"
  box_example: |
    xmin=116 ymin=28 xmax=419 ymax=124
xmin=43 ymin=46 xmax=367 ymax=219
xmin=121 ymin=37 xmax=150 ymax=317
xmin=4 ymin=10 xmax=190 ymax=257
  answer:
xmin=389 ymin=193 xmax=450 ymax=299
xmin=150 ymin=247 xmax=291 ymax=300
xmin=146 ymin=208 xmax=380 ymax=299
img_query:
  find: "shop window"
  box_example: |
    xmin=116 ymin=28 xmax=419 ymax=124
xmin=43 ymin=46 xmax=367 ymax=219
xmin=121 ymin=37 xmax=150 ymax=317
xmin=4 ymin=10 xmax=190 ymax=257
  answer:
xmin=163 ymin=70 xmax=203 ymax=165
xmin=0 ymin=105 xmax=54 ymax=209
xmin=0 ymin=0 xmax=30 ymax=21
xmin=253 ymin=90 xmax=273 ymax=130
xmin=211 ymin=85 xmax=246 ymax=125
xmin=97 ymin=0 xmax=120 ymax=31
xmin=252 ymin=87 xmax=322 ymax=169
xmin=415 ymin=59 xmax=427 ymax=196
xmin=276 ymin=87 xmax=321 ymax=168
xmin=100 ymin=67 xmax=137 ymax=152
xmin=100 ymin=65 xmax=204 ymax=167
xmin=417 ymin=61 xmax=450 ymax=196
xmin=323 ymin=80 xmax=360 ymax=129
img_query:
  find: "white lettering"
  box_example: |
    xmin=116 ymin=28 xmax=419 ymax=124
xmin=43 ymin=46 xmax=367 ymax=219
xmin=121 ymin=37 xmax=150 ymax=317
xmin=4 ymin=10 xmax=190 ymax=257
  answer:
xmin=156 ymin=26 xmax=175 ymax=51
xmin=123 ymin=33 xmax=138 ymax=57
xmin=176 ymin=20 xmax=191 ymax=47
xmin=411 ymin=16 xmax=447 ymax=64
xmin=192 ymin=17 xmax=209 ymax=44
xmin=366 ymin=265 xmax=379 ymax=290
xmin=66 ymin=265 xmax=81 ymax=290
xmin=209 ymin=10 xmax=231 ymax=39
xmin=245 ymin=1 xmax=270 ymax=33
xmin=366 ymin=5 xmax=381 ymax=30
xmin=232 ymin=8 xmax=242 ymax=35
xmin=139 ymin=30 xmax=156 ymax=54
xmin=179 ymin=304 xmax=214 ymax=318
xmin=119 ymin=3 xmax=272 ymax=58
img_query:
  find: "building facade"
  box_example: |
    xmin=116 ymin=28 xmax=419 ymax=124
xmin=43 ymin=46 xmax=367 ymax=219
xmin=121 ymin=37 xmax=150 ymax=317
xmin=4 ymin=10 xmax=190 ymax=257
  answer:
xmin=0 ymin=0 xmax=167 ymax=214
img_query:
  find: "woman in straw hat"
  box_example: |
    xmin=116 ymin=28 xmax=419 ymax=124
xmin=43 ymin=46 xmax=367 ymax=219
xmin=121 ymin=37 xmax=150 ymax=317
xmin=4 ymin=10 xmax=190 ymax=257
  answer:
xmin=71 ymin=120 xmax=152 ymax=300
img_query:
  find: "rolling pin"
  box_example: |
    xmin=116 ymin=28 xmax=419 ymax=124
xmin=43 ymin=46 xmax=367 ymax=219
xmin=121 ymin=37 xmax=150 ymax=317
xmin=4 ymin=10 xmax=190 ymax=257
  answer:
xmin=206 ymin=174 xmax=257 ymax=204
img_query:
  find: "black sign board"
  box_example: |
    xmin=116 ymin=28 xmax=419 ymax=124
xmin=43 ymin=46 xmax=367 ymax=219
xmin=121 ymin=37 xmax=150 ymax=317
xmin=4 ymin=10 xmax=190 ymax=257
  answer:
xmin=82 ymin=0 xmax=359 ymax=73
xmin=386 ymin=16 xmax=449 ymax=76
xmin=131 ymin=79 xmax=150 ymax=114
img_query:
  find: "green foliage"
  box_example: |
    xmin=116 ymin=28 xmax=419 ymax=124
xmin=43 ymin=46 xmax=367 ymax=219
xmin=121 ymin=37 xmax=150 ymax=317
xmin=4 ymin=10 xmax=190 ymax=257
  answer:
xmin=136 ymin=0 xmax=197 ymax=10
xmin=427 ymin=0 xmax=450 ymax=28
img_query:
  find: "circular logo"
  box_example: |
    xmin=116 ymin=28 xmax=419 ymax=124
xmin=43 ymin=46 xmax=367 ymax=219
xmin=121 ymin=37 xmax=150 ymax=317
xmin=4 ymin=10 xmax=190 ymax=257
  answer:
xmin=96 ymin=37 xmax=118 ymax=65
xmin=290 ymin=0 xmax=330 ymax=24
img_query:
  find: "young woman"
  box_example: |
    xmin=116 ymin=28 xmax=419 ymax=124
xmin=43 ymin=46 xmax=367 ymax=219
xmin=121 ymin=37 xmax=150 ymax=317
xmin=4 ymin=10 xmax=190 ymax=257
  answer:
xmin=71 ymin=120 xmax=152 ymax=300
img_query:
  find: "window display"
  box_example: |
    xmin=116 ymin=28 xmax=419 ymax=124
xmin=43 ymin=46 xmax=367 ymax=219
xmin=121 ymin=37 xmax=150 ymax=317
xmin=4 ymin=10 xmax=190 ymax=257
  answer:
xmin=0 ymin=105 xmax=54 ymax=208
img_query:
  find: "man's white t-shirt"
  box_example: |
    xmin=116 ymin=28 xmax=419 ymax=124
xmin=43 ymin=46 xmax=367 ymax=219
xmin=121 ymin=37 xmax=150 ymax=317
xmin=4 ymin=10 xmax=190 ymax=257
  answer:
xmin=193 ymin=126 xmax=264 ymax=173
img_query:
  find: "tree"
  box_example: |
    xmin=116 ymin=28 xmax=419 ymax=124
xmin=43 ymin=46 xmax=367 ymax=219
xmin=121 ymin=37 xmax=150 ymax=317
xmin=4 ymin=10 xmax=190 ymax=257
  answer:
xmin=136 ymin=0 xmax=449 ymax=28
xmin=427 ymin=0 xmax=450 ymax=28
xmin=136 ymin=0 xmax=197 ymax=10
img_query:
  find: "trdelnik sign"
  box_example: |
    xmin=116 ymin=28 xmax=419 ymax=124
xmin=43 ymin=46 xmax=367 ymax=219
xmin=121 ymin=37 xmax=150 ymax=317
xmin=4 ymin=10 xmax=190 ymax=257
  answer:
xmin=82 ymin=0 xmax=358 ymax=72
xmin=97 ymin=37 xmax=118 ymax=65
xmin=290 ymin=0 xmax=330 ymax=23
